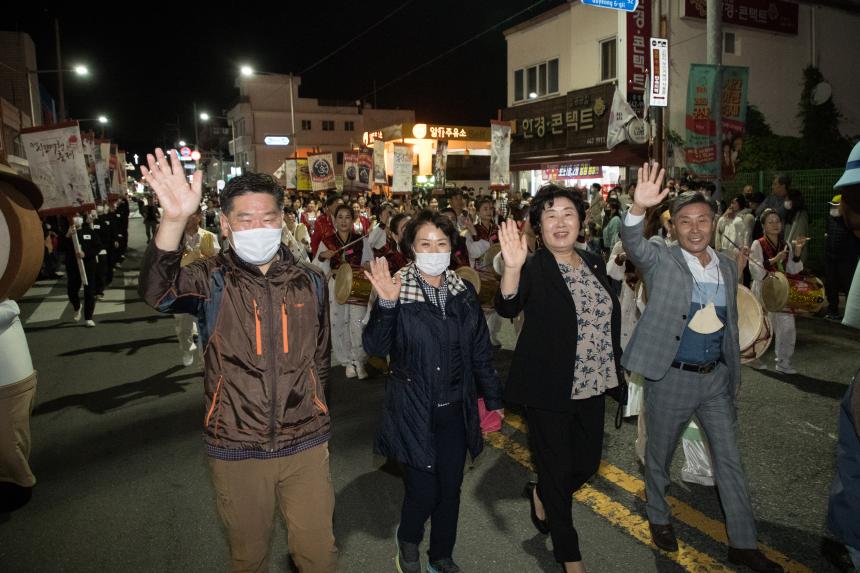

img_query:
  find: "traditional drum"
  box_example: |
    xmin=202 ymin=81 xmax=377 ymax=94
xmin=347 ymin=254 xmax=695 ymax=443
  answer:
xmin=293 ymin=223 xmax=310 ymax=247
xmin=482 ymin=243 xmax=502 ymax=274
xmin=454 ymin=266 xmax=499 ymax=309
xmin=737 ymin=284 xmax=773 ymax=363
xmin=761 ymin=271 xmax=826 ymax=314
xmin=334 ymin=264 xmax=373 ymax=305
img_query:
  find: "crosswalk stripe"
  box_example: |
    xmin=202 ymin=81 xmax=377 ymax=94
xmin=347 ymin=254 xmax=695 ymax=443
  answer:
xmin=483 ymin=430 xmax=734 ymax=572
xmin=24 ymin=269 xmax=137 ymax=324
xmin=501 ymin=414 xmax=813 ymax=573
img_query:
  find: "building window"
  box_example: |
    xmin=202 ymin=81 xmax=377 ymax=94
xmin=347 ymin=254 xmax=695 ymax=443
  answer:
xmin=600 ymin=38 xmax=617 ymax=81
xmin=301 ymin=119 xmax=312 ymax=130
xmin=336 ymin=152 xmax=344 ymax=165
xmin=724 ymin=32 xmax=737 ymax=55
xmin=322 ymin=120 xmax=335 ymax=131
xmin=514 ymin=58 xmax=559 ymax=101
xmin=514 ymin=69 xmax=524 ymax=101
xmin=344 ymin=121 xmax=355 ymax=131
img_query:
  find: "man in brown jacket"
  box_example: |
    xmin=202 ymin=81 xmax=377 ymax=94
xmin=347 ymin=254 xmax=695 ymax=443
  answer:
xmin=139 ymin=149 xmax=337 ymax=573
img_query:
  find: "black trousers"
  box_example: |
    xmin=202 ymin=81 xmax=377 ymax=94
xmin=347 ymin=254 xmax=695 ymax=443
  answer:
xmin=398 ymin=402 xmax=467 ymax=562
xmin=825 ymin=255 xmax=859 ymax=313
xmin=67 ymin=257 xmax=97 ymax=320
xmin=526 ymin=394 xmax=605 ymax=563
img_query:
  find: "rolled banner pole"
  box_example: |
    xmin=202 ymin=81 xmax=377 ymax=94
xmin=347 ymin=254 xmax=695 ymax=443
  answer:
xmin=69 ymin=223 xmax=89 ymax=287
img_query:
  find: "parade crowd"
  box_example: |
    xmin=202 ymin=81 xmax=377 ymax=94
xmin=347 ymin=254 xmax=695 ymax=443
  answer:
xmin=5 ymin=145 xmax=858 ymax=573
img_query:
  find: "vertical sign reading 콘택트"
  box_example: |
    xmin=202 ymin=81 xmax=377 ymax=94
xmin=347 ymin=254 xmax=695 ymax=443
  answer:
xmin=392 ymin=143 xmax=413 ymax=194
xmin=21 ymin=122 xmax=95 ymax=214
xmin=373 ymin=139 xmax=387 ymax=184
xmin=649 ymin=38 xmax=669 ymax=107
xmin=490 ymin=121 xmax=512 ymax=189
xmin=626 ymin=0 xmax=651 ymax=117
xmin=308 ymin=153 xmax=336 ymax=192
xmin=685 ymin=64 xmax=719 ymax=180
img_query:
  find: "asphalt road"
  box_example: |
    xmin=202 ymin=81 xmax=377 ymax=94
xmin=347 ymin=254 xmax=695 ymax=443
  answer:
xmin=2 ymin=218 xmax=858 ymax=573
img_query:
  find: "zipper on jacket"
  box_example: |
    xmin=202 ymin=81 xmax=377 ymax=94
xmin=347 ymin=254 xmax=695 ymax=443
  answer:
xmin=281 ymin=300 xmax=289 ymax=354
xmin=310 ymin=367 xmax=329 ymax=415
xmin=204 ymin=374 xmax=224 ymax=434
xmin=265 ymin=283 xmax=278 ymax=451
xmin=253 ymin=299 xmax=262 ymax=356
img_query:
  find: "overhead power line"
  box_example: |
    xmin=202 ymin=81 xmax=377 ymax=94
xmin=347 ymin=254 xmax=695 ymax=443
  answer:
xmin=359 ymin=0 xmax=549 ymax=101
xmin=300 ymin=1 xmax=415 ymax=75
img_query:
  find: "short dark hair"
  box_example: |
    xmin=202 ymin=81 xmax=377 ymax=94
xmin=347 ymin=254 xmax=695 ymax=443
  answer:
xmin=399 ymin=210 xmax=459 ymax=261
xmin=670 ymin=191 xmax=717 ymax=218
xmin=529 ymin=184 xmax=586 ymax=237
xmin=219 ymin=172 xmax=284 ymax=215
xmin=773 ymin=173 xmax=792 ymax=188
xmin=750 ymin=191 xmax=765 ymax=204
xmin=390 ymin=213 xmax=410 ymax=237
xmin=333 ymin=204 xmax=353 ymax=220
xmin=591 ymin=182 xmax=601 ymax=190
xmin=732 ymin=195 xmax=748 ymax=210
xmin=448 ymin=188 xmax=465 ymax=199
xmin=325 ymin=195 xmax=342 ymax=208
xmin=475 ymin=196 xmax=495 ymax=211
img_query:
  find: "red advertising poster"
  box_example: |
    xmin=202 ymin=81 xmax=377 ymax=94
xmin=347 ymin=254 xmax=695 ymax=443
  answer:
xmin=626 ymin=0 xmax=651 ymax=117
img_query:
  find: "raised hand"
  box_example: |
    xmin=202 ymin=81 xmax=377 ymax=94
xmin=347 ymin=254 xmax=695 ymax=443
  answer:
xmin=141 ymin=148 xmax=202 ymax=222
xmin=632 ymin=162 xmax=670 ymax=211
xmin=498 ymin=219 xmax=528 ymax=270
xmin=364 ymin=257 xmax=401 ymax=302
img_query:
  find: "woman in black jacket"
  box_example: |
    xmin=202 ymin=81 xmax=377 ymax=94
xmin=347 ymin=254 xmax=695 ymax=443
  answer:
xmin=363 ymin=210 xmax=503 ymax=573
xmin=495 ymin=185 xmax=626 ymax=573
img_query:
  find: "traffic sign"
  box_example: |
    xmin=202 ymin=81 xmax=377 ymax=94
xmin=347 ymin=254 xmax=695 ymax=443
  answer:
xmin=581 ymin=0 xmax=639 ymax=12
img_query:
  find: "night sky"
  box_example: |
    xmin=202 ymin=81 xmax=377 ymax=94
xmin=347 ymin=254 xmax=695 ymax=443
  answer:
xmin=7 ymin=1 xmax=565 ymax=162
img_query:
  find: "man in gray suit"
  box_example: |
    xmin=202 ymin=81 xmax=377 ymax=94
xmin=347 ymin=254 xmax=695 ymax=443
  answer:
xmin=622 ymin=163 xmax=783 ymax=573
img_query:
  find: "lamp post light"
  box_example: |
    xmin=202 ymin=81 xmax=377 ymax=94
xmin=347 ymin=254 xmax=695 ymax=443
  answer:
xmin=77 ymin=115 xmax=109 ymax=137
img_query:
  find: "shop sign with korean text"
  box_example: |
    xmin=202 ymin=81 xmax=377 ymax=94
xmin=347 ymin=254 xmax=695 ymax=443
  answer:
xmin=626 ymin=0 xmax=651 ymax=117
xmin=581 ymin=0 xmax=639 ymax=11
xmin=544 ymin=162 xmax=603 ymax=180
xmin=682 ymin=0 xmax=798 ymax=35
xmin=649 ymin=38 xmax=669 ymax=107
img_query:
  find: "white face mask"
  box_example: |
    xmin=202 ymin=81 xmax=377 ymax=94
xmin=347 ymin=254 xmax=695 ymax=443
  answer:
xmin=73 ymin=216 xmax=84 ymax=227
xmin=830 ymin=208 xmax=841 ymax=218
xmin=228 ymin=224 xmax=283 ymax=265
xmin=414 ymin=251 xmax=450 ymax=277
xmin=784 ymin=200 xmax=793 ymax=210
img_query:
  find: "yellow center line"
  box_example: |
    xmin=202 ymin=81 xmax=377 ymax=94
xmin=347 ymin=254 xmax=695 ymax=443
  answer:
xmin=484 ymin=431 xmax=734 ymax=572
xmin=499 ymin=414 xmax=812 ymax=573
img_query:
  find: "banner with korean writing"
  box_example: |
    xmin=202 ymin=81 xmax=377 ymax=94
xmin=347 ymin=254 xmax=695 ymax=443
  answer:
xmin=392 ymin=143 xmax=413 ymax=194
xmin=433 ymin=140 xmax=448 ymax=190
xmin=490 ymin=121 xmax=512 ymax=189
xmin=342 ymin=151 xmax=360 ymax=192
xmin=649 ymin=38 xmax=669 ymax=107
xmin=373 ymin=140 xmax=387 ymax=184
xmin=81 ymin=136 xmax=104 ymax=202
xmin=109 ymin=144 xmax=121 ymax=196
xmin=94 ymin=142 xmax=109 ymax=201
xmin=283 ymin=159 xmax=298 ymax=190
xmin=626 ymin=0 xmax=651 ymax=117
xmin=545 ymin=162 xmax=603 ymax=180
xmin=356 ymin=149 xmax=373 ymax=191
xmin=21 ymin=122 xmax=95 ymax=214
xmin=720 ymin=66 xmax=749 ymax=179
xmin=308 ymin=153 xmax=336 ymax=192
xmin=682 ymin=0 xmax=798 ymax=35
xmin=684 ymin=64 xmax=719 ymax=180
xmin=297 ymin=158 xmax=312 ymax=192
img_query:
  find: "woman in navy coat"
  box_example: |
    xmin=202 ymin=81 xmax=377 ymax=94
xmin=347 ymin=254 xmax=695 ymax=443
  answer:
xmin=363 ymin=210 xmax=503 ymax=573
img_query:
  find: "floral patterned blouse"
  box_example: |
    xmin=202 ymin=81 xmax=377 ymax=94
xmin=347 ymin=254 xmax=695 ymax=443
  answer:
xmin=558 ymin=261 xmax=619 ymax=399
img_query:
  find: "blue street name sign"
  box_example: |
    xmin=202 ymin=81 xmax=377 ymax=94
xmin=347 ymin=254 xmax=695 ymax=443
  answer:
xmin=581 ymin=0 xmax=639 ymax=12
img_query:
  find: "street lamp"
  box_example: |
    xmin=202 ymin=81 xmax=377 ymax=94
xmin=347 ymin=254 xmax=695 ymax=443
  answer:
xmin=73 ymin=65 xmax=89 ymax=76
xmin=77 ymin=115 xmax=109 ymax=137
xmin=178 ymin=140 xmax=187 ymax=147
xmin=199 ymin=112 xmax=210 ymax=121
xmin=98 ymin=115 xmax=108 ymax=124
xmin=240 ymin=65 xmax=254 ymax=77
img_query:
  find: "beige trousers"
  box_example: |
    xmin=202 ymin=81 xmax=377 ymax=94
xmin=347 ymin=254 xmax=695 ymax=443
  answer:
xmin=0 ymin=371 xmax=37 ymax=487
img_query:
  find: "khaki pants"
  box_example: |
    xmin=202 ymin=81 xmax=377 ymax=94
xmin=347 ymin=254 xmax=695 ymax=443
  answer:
xmin=208 ymin=443 xmax=338 ymax=573
xmin=0 ymin=371 xmax=37 ymax=487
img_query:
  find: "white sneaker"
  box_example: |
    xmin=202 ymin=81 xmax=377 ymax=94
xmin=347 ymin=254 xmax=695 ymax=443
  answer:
xmin=775 ymin=362 xmax=798 ymax=375
xmin=344 ymin=364 xmax=357 ymax=378
xmin=73 ymin=307 xmax=82 ymax=322
xmin=85 ymin=320 xmax=95 ymax=327
xmin=182 ymin=351 xmax=195 ymax=367
xmin=355 ymin=362 xmax=368 ymax=380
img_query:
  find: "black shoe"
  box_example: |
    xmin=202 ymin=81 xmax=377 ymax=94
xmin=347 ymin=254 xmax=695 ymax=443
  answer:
xmin=0 ymin=482 xmax=33 ymax=512
xmin=395 ymin=527 xmax=420 ymax=573
xmin=728 ymin=548 xmax=784 ymax=573
xmin=522 ymin=481 xmax=550 ymax=534
xmin=648 ymin=521 xmax=678 ymax=552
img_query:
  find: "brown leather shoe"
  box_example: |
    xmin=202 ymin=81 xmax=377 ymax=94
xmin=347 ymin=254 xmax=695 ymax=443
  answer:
xmin=727 ymin=548 xmax=784 ymax=573
xmin=648 ymin=521 xmax=678 ymax=552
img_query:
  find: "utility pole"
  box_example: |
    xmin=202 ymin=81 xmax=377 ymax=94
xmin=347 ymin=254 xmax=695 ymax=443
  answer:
xmin=707 ymin=0 xmax=723 ymax=198
xmin=55 ymin=19 xmax=66 ymax=121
